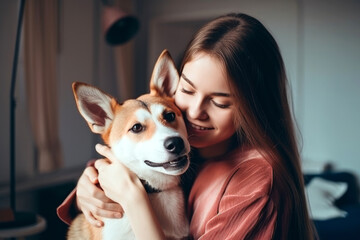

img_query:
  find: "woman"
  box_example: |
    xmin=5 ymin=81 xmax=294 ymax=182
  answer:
xmin=58 ymin=13 xmax=315 ymax=239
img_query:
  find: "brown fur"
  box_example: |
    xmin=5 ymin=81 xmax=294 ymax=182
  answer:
xmin=68 ymin=214 xmax=102 ymax=240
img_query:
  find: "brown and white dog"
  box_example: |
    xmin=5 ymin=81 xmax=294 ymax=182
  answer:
xmin=67 ymin=50 xmax=190 ymax=240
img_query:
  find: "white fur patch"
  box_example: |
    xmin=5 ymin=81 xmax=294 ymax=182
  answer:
xmin=135 ymin=108 xmax=151 ymax=123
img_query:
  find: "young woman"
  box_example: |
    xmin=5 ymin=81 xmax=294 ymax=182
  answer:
xmin=58 ymin=13 xmax=316 ymax=239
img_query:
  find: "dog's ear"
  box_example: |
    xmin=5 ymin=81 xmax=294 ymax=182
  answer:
xmin=149 ymin=49 xmax=179 ymax=97
xmin=72 ymin=82 xmax=115 ymax=134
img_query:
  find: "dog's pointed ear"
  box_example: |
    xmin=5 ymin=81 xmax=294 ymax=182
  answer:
xmin=72 ymin=82 xmax=115 ymax=134
xmin=149 ymin=49 xmax=179 ymax=97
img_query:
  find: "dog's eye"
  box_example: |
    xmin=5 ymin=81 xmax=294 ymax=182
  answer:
xmin=130 ymin=123 xmax=143 ymax=133
xmin=163 ymin=112 xmax=176 ymax=122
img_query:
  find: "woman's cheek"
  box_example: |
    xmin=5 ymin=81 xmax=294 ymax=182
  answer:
xmin=174 ymin=92 xmax=187 ymax=112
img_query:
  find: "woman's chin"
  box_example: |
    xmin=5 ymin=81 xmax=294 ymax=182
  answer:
xmin=190 ymin=135 xmax=237 ymax=159
xmin=189 ymin=139 xmax=219 ymax=152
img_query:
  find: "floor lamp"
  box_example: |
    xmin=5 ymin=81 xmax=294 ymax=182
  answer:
xmin=0 ymin=0 xmax=39 ymax=230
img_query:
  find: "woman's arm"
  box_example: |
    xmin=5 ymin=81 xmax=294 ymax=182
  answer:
xmin=57 ymin=162 xmax=123 ymax=227
xmin=192 ymin=158 xmax=277 ymax=239
xmin=95 ymin=144 xmax=166 ymax=240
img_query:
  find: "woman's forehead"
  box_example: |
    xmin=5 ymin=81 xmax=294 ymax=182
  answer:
xmin=181 ymin=53 xmax=230 ymax=93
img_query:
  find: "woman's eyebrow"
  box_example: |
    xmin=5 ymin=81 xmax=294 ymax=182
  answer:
xmin=181 ymin=73 xmax=231 ymax=97
xmin=212 ymin=92 xmax=231 ymax=97
xmin=181 ymin=73 xmax=195 ymax=88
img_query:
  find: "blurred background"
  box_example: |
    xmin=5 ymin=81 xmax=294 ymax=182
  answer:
xmin=0 ymin=0 xmax=359 ymax=239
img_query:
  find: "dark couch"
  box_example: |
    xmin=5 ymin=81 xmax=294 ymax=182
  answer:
xmin=304 ymin=171 xmax=360 ymax=240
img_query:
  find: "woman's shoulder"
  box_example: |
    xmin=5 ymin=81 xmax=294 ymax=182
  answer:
xmin=227 ymin=146 xmax=273 ymax=171
xmin=216 ymin=148 xmax=275 ymax=219
xmin=225 ymin=148 xmax=274 ymax=196
xmin=237 ymin=151 xmax=273 ymax=176
xmin=191 ymin=146 xmax=274 ymax=200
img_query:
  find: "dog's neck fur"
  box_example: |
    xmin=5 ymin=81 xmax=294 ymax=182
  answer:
xmin=140 ymin=179 xmax=162 ymax=193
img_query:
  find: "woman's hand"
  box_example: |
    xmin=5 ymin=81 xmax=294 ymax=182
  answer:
xmin=94 ymin=144 xmax=166 ymax=239
xmin=94 ymin=144 xmax=145 ymax=207
xmin=76 ymin=162 xmax=123 ymax=227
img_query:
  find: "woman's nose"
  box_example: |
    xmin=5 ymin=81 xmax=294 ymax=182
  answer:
xmin=187 ymin=97 xmax=208 ymax=120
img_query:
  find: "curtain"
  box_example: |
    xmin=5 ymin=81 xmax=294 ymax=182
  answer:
xmin=24 ymin=0 xmax=63 ymax=172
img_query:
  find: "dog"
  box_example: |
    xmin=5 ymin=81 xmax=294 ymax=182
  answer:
xmin=67 ymin=50 xmax=190 ymax=240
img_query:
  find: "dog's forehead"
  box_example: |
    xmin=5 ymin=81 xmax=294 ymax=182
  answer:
xmin=112 ymin=97 xmax=179 ymax=128
xmin=120 ymin=98 xmax=164 ymax=116
xmin=122 ymin=98 xmax=148 ymax=109
xmin=137 ymin=104 xmax=165 ymax=120
xmin=137 ymin=94 xmax=181 ymax=115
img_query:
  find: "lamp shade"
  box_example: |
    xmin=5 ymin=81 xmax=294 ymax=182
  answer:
xmin=102 ymin=6 xmax=139 ymax=45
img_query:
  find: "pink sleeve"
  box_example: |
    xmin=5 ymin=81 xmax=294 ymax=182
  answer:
xmin=57 ymin=160 xmax=96 ymax=225
xmin=199 ymin=161 xmax=277 ymax=239
xmin=56 ymin=188 xmax=78 ymax=225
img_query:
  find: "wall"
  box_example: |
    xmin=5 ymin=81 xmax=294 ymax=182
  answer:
xmin=58 ymin=0 xmax=121 ymax=170
xmin=300 ymin=0 xmax=360 ymax=173
xmin=57 ymin=0 xmax=97 ymax=170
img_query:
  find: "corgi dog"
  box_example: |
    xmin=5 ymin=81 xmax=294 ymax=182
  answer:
xmin=67 ymin=50 xmax=190 ymax=240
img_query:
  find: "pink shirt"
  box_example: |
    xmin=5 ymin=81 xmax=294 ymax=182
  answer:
xmin=188 ymin=148 xmax=276 ymax=239
xmin=57 ymin=148 xmax=277 ymax=239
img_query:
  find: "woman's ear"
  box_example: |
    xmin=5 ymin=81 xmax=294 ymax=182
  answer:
xmin=149 ymin=49 xmax=179 ymax=97
xmin=72 ymin=82 xmax=115 ymax=134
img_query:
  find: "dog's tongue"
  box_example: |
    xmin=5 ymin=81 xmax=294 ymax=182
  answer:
xmin=162 ymin=156 xmax=188 ymax=170
xmin=144 ymin=156 xmax=188 ymax=170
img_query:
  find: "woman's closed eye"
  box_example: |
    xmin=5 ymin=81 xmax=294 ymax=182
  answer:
xmin=180 ymin=87 xmax=194 ymax=95
xmin=211 ymin=100 xmax=231 ymax=109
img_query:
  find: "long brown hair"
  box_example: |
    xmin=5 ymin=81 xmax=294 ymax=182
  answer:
xmin=180 ymin=13 xmax=315 ymax=240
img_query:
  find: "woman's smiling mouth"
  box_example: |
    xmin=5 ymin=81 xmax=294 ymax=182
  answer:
xmin=188 ymin=122 xmax=214 ymax=131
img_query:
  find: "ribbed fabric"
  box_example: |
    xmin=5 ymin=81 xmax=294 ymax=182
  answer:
xmin=188 ymin=148 xmax=277 ymax=239
xmin=57 ymin=150 xmax=277 ymax=239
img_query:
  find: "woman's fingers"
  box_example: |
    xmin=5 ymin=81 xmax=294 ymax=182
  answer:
xmin=76 ymin=164 xmax=124 ymax=224
xmin=82 ymin=203 xmax=123 ymax=228
xmin=77 ymin=167 xmax=103 ymax=201
xmin=82 ymin=208 xmax=104 ymax=228
xmin=94 ymin=158 xmax=110 ymax=172
xmin=93 ymin=144 xmax=144 ymax=208
xmin=82 ymin=199 xmax=123 ymax=220
xmin=94 ymin=146 xmax=128 ymax=175
xmin=83 ymin=165 xmax=99 ymax=184
xmin=95 ymin=144 xmax=115 ymax=160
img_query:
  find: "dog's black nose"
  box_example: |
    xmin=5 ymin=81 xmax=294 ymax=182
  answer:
xmin=164 ymin=137 xmax=185 ymax=155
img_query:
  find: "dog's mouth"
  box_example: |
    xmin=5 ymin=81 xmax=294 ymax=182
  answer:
xmin=144 ymin=155 xmax=189 ymax=171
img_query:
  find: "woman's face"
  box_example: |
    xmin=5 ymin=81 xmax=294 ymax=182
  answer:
xmin=174 ymin=52 xmax=236 ymax=151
